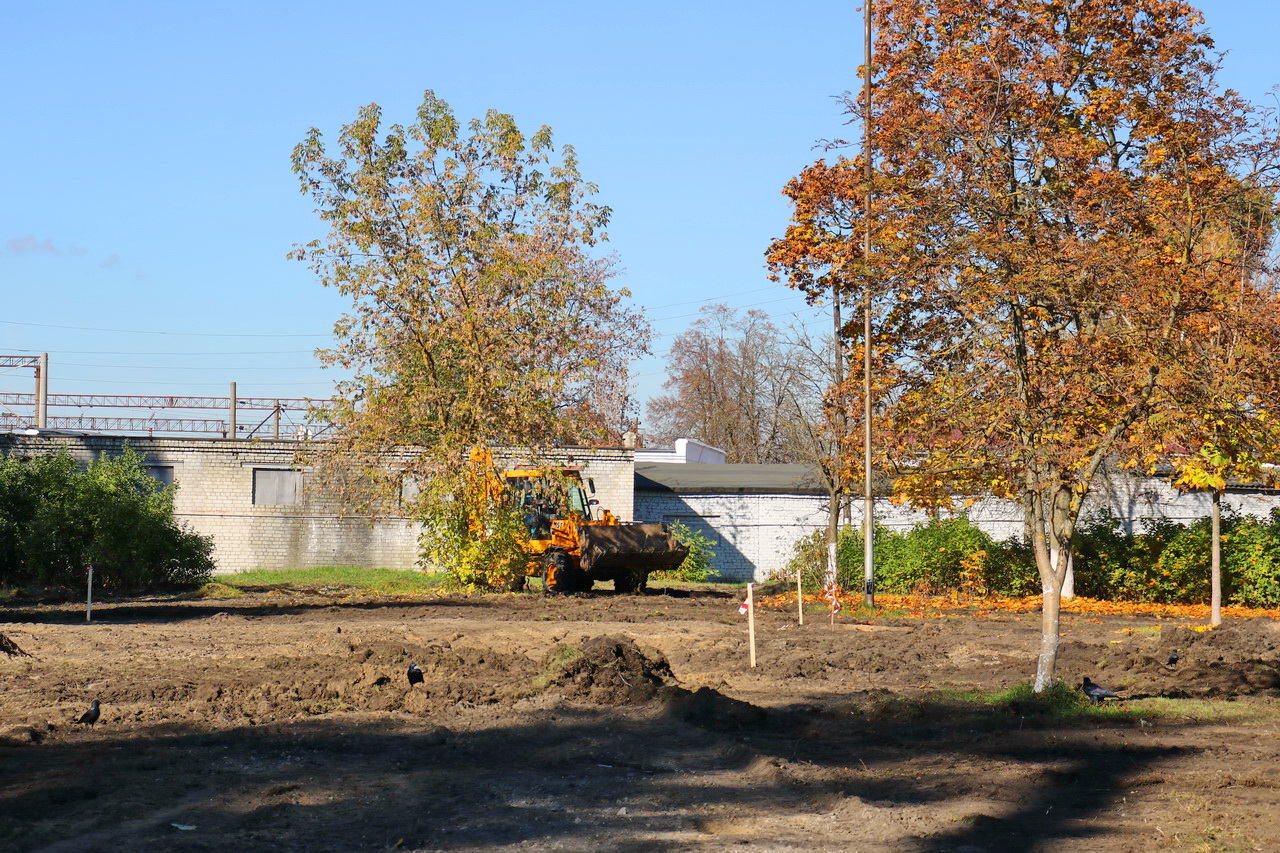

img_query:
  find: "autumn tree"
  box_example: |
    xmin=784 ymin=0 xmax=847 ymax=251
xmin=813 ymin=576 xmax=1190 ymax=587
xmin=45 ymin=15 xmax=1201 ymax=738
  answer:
xmin=290 ymin=91 xmax=648 ymax=580
xmin=771 ymin=1 xmax=1280 ymax=689
xmin=1156 ymin=226 xmax=1280 ymax=625
xmin=646 ymin=304 xmax=822 ymax=463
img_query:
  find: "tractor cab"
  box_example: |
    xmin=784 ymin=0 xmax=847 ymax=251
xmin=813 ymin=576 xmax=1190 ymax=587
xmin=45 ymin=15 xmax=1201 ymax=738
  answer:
xmin=503 ymin=469 xmax=594 ymax=540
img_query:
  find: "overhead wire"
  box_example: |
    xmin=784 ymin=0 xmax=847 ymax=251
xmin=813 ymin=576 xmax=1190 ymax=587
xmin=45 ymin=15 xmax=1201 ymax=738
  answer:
xmin=31 ymin=376 xmax=337 ymax=387
xmin=1 ymin=276 xmax=815 ymax=353
xmin=5 ymin=347 xmax=319 ymax=356
xmin=55 ymin=362 xmax=332 ymax=371
xmin=0 ymin=319 xmax=329 ymax=338
xmin=0 ymin=287 xmax=827 ymax=399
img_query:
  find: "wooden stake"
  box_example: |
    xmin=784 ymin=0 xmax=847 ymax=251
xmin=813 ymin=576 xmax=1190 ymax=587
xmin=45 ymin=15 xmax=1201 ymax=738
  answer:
xmin=747 ymin=582 xmax=757 ymax=668
xmin=86 ymin=565 xmax=93 ymax=623
xmin=797 ymin=571 xmax=804 ymax=625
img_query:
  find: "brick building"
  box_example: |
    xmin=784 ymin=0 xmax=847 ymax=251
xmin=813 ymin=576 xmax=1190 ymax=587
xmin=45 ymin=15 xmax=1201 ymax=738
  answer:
xmin=0 ymin=433 xmax=635 ymax=574
xmin=7 ymin=432 xmax=1279 ymax=582
xmin=634 ymin=461 xmax=1280 ymax=583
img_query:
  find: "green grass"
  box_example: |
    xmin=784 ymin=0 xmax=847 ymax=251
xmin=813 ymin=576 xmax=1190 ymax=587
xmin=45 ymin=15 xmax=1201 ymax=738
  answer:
xmin=194 ymin=581 xmax=245 ymax=599
xmin=533 ymin=644 xmax=585 ymax=690
xmin=916 ymin=681 xmax=1280 ymax=725
xmin=216 ymin=566 xmax=449 ymax=595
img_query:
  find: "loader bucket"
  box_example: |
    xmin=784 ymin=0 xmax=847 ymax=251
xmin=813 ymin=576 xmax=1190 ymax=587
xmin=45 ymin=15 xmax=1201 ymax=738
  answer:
xmin=577 ymin=523 xmax=689 ymax=576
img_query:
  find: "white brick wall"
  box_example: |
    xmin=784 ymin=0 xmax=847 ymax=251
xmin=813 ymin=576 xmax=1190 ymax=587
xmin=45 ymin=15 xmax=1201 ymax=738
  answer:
xmin=11 ymin=433 xmax=1275 ymax=583
xmin=637 ymin=477 xmax=1280 ymax=583
xmin=1 ymin=435 xmax=636 ymax=575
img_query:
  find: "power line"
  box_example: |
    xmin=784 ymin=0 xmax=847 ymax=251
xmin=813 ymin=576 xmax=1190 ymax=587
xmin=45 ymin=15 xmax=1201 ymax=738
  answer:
xmin=0 ymin=319 xmax=330 ymax=338
xmin=3 ymin=286 xmax=814 ymax=345
xmin=648 ymin=296 xmax=801 ymax=324
xmin=56 ymin=361 xmax=330 ymax=371
xmin=639 ymin=286 xmax=779 ymax=311
xmin=8 ymin=376 xmax=337 ymax=387
xmin=648 ymin=306 xmax=827 ymax=340
xmin=6 ymin=347 xmax=319 ymax=356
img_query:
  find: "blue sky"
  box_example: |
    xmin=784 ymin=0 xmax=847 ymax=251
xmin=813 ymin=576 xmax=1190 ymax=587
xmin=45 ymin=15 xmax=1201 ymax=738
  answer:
xmin=2 ymin=1 xmax=1278 ymax=435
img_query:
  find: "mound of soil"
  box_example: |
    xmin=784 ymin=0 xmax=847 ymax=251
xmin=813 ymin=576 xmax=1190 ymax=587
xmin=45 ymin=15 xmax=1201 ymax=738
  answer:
xmin=0 ymin=633 xmax=32 ymax=658
xmin=537 ymin=635 xmax=676 ymax=705
xmin=663 ymin=685 xmax=769 ymax=730
xmin=1059 ymin=617 xmax=1280 ymax=699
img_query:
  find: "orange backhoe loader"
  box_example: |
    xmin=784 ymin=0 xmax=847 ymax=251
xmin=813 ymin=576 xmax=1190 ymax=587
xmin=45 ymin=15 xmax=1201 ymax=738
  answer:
xmin=503 ymin=464 xmax=687 ymax=593
xmin=467 ymin=449 xmax=686 ymax=593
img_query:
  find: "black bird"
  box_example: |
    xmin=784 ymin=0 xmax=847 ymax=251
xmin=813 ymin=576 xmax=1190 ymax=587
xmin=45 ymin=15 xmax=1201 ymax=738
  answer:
xmin=1081 ymin=677 xmax=1120 ymax=704
xmin=75 ymin=700 xmax=101 ymax=726
xmin=1167 ymin=649 xmax=1179 ymax=667
xmin=407 ymin=663 xmax=424 ymax=686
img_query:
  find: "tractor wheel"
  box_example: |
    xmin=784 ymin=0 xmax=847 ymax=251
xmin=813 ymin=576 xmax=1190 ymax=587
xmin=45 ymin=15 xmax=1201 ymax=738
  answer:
xmin=541 ymin=551 xmax=575 ymax=594
xmin=614 ymin=569 xmax=648 ymax=594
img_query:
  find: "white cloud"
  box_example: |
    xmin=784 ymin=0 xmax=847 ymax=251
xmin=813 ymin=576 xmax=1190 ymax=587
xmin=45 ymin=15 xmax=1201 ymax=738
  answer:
xmin=4 ymin=235 xmax=89 ymax=256
xmin=6 ymin=234 xmax=60 ymax=254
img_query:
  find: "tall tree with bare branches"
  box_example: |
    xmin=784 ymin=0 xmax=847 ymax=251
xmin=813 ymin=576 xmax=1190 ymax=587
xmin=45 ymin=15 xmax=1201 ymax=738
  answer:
xmin=646 ymin=304 xmax=821 ymax=463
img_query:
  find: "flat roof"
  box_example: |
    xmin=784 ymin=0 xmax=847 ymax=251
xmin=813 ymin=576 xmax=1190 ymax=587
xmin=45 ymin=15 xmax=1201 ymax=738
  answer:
xmin=635 ymin=462 xmax=897 ymax=496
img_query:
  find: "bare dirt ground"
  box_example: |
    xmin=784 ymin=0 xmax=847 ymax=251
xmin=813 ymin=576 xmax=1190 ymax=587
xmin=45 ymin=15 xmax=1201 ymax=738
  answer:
xmin=3 ymin=585 xmax=1280 ymax=853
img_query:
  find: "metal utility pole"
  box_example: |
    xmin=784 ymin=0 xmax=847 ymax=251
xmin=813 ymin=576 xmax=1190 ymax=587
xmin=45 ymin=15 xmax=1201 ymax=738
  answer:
xmin=36 ymin=353 xmax=48 ymax=429
xmin=826 ymin=288 xmax=844 ymax=609
xmin=862 ymin=0 xmax=876 ymax=609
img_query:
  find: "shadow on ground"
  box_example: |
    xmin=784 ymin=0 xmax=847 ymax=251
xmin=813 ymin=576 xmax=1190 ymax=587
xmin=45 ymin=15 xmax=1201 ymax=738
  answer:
xmin=2 ymin=689 xmax=1207 ymax=853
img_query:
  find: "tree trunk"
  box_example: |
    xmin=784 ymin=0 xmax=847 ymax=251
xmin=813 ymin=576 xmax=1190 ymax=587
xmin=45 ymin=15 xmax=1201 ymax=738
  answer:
xmin=826 ymin=488 xmax=840 ymax=596
xmin=1031 ymin=487 xmax=1075 ymax=692
xmin=1034 ymin=575 xmax=1062 ymax=692
xmin=1211 ymin=489 xmax=1222 ymax=627
xmin=1061 ymin=552 xmax=1075 ymax=600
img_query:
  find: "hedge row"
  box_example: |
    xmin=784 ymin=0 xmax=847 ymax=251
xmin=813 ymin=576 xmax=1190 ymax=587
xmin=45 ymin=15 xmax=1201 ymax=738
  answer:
xmin=0 ymin=447 xmax=215 ymax=591
xmin=784 ymin=509 xmax=1280 ymax=608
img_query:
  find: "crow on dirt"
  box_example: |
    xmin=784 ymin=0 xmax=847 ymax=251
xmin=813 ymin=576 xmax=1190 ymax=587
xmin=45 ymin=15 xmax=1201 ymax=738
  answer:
xmin=1167 ymin=649 xmax=1179 ymax=667
xmin=1081 ymin=677 xmax=1120 ymax=704
xmin=75 ymin=700 xmax=101 ymax=726
xmin=407 ymin=663 xmax=424 ymax=686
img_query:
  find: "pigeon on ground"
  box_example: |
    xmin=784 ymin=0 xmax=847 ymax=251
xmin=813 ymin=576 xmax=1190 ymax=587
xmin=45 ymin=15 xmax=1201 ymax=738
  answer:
xmin=1081 ymin=677 xmax=1120 ymax=704
xmin=75 ymin=700 xmax=101 ymax=726
xmin=407 ymin=663 xmax=424 ymax=686
xmin=1167 ymin=649 xmax=1179 ymax=667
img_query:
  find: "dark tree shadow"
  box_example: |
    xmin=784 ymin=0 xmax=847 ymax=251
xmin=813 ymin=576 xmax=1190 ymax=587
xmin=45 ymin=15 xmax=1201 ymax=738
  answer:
xmin=1 ymin=689 xmax=1220 ymax=853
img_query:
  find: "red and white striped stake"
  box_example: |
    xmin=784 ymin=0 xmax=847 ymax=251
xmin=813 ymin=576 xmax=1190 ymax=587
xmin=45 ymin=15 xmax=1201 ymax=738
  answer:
xmin=825 ymin=582 xmax=842 ymax=627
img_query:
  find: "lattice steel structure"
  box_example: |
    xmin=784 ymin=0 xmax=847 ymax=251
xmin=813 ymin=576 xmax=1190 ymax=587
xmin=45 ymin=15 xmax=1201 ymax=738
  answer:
xmin=0 ymin=357 xmax=325 ymax=437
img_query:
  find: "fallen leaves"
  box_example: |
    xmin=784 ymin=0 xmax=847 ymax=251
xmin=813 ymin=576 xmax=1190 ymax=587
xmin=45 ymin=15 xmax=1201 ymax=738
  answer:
xmin=756 ymin=591 xmax=1280 ymax=622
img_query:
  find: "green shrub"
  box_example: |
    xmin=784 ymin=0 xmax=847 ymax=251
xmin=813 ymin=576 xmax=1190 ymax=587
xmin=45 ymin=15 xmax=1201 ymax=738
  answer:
xmin=875 ymin=516 xmax=995 ymax=593
xmin=0 ymin=446 xmax=214 ymax=591
xmin=416 ymin=472 xmax=528 ymax=591
xmin=1236 ymin=510 xmax=1280 ymax=607
xmin=1105 ymin=508 xmax=1280 ymax=608
xmin=982 ymin=536 xmax=1039 ymax=596
xmin=780 ymin=516 xmax=1039 ymax=596
xmin=1069 ymin=511 xmax=1176 ymax=600
xmin=778 ymin=504 xmax=1280 ymax=606
xmin=783 ymin=524 xmax=872 ymax=593
xmin=652 ymin=519 xmax=718 ymax=583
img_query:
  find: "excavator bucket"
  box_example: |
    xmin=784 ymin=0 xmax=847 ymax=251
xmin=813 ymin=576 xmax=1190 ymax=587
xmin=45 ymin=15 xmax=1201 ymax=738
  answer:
xmin=577 ymin=523 xmax=689 ymax=575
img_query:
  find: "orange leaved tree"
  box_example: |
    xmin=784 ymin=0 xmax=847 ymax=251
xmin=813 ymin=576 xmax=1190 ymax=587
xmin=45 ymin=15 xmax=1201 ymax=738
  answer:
xmin=770 ymin=0 xmax=1280 ymax=689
